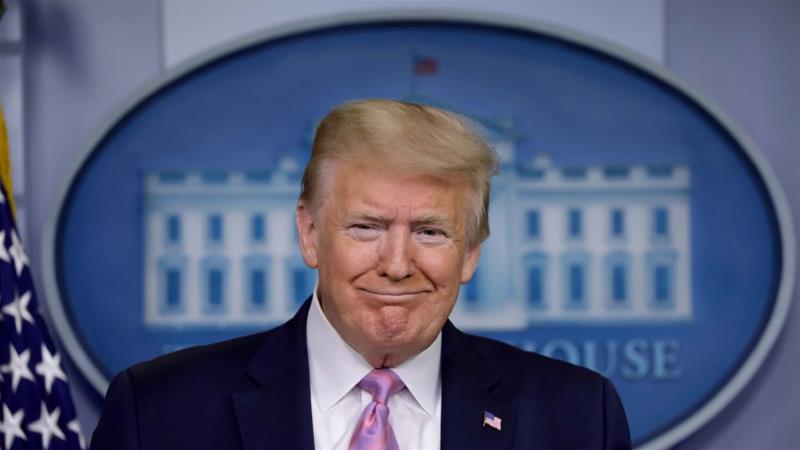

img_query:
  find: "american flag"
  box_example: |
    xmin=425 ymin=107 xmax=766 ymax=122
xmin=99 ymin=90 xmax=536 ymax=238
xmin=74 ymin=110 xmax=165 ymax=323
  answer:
xmin=0 ymin=182 xmax=84 ymax=449
xmin=413 ymin=55 xmax=439 ymax=75
xmin=483 ymin=411 xmax=502 ymax=431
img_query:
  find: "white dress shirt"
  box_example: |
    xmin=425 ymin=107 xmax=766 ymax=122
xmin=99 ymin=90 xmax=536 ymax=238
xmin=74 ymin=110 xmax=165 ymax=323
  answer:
xmin=307 ymin=291 xmax=442 ymax=450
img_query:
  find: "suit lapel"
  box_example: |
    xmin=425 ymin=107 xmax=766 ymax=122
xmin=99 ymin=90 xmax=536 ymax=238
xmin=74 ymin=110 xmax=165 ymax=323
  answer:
xmin=440 ymin=322 xmax=516 ymax=450
xmin=233 ymin=300 xmax=315 ymax=450
xmin=231 ymin=303 xmax=517 ymax=450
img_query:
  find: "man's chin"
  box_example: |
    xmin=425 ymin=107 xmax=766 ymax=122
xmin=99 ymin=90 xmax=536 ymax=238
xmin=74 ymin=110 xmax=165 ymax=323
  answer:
xmin=357 ymin=333 xmax=418 ymax=366
xmin=363 ymin=328 xmax=440 ymax=365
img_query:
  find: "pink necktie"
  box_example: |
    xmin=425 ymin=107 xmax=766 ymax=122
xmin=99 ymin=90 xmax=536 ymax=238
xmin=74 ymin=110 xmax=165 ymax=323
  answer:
xmin=349 ymin=369 xmax=405 ymax=450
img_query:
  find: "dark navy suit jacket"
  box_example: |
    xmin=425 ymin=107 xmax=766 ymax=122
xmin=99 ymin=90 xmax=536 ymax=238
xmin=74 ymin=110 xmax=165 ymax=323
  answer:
xmin=91 ymin=300 xmax=631 ymax=449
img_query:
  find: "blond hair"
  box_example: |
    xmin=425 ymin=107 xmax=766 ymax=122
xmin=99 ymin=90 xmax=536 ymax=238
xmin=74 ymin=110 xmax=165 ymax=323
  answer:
xmin=300 ymin=99 xmax=498 ymax=247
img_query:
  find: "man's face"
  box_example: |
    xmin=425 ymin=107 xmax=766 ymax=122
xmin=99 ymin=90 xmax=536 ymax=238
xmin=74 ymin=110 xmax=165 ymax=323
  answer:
xmin=296 ymin=161 xmax=480 ymax=367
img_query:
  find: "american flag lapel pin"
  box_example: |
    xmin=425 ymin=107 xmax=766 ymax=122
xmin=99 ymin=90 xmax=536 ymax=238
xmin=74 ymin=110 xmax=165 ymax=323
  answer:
xmin=483 ymin=411 xmax=502 ymax=431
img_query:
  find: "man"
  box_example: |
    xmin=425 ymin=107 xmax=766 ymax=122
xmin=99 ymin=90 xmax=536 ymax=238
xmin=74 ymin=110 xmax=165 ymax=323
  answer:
xmin=91 ymin=100 xmax=631 ymax=450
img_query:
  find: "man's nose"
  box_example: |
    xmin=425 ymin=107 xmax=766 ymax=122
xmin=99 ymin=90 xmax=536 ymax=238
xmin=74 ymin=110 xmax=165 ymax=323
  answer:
xmin=377 ymin=228 xmax=416 ymax=280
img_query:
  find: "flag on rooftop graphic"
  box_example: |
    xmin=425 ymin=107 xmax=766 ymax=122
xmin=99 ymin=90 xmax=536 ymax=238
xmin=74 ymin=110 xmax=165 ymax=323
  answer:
xmin=413 ymin=54 xmax=439 ymax=75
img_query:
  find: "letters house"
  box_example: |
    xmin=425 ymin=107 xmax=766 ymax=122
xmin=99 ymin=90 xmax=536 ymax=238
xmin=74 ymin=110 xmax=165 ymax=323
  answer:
xmin=142 ymin=111 xmax=692 ymax=330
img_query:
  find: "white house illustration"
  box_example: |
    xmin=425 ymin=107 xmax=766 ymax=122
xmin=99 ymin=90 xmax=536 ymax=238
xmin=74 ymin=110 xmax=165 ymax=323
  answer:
xmin=141 ymin=112 xmax=692 ymax=329
xmin=142 ymin=158 xmax=315 ymax=328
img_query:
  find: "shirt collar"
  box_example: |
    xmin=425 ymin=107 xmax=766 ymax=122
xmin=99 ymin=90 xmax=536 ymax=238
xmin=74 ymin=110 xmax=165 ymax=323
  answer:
xmin=306 ymin=287 xmax=441 ymax=416
xmin=391 ymin=331 xmax=441 ymax=416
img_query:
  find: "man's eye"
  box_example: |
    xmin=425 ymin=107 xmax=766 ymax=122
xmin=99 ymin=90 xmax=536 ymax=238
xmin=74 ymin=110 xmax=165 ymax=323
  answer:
xmin=347 ymin=224 xmax=381 ymax=240
xmin=420 ymin=228 xmax=442 ymax=236
xmin=417 ymin=228 xmax=447 ymax=244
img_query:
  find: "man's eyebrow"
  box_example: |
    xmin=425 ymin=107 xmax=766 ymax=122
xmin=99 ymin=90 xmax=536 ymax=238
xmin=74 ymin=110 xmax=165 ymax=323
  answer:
xmin=345 ymin=211 xmax=454 ymax=227
xmin=346 ymin=211 xmax=390 ymax=223
xmin=410 ymin=213 xmax=455 ymax=227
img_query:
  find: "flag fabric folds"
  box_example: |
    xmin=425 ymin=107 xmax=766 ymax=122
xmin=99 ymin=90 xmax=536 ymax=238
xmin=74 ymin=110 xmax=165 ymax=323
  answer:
xmin=0 ymin=166 xmax=84 ymax=447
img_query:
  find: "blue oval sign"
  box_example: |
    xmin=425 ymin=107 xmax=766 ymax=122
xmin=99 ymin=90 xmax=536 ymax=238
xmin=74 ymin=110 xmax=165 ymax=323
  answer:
xmin=43 ymin=14 xmax=794 ymax=449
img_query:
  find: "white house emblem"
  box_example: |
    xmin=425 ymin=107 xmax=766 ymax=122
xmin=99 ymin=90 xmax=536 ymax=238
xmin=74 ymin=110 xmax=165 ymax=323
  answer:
xmin=44 ymin=17 xmax=793 ymax=450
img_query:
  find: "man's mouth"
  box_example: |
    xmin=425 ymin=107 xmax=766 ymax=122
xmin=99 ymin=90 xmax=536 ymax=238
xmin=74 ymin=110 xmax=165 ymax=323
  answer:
xmin=358 ymin=288 xmax=430 ymax=302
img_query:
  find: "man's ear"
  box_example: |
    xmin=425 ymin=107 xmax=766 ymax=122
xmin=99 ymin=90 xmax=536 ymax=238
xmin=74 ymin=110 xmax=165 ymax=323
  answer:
xmin=460 ymin=244 xmax=482 ymax=284
xmin=296 ymin=201 xmax=319 ymax=268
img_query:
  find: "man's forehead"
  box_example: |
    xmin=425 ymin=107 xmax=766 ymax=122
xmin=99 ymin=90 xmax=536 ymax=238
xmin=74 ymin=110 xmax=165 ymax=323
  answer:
xmin=336 ymin=159 xmax=449 ymax=184
xmin=316 ymin=159 xmax=471 ymax=223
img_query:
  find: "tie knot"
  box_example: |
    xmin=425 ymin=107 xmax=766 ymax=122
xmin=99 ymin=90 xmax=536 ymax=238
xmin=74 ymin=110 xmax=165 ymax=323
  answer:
xmin=358 ymin=369 xmax=404 ymax=404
